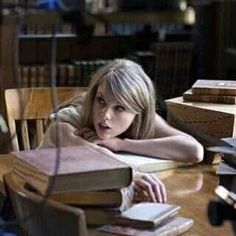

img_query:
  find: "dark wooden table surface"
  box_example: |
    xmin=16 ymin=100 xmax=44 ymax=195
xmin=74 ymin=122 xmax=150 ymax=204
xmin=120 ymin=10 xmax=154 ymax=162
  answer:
xmin=155 ymin=164 xmax=233 ymax=236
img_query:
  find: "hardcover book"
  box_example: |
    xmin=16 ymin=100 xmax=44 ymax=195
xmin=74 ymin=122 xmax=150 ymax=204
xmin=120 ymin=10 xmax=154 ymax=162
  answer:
xmin=81 ymin=207 xmax=121 ymax=226
xmin=50 ymin=189 xmax=123 ymax=207
xmin=11 ymin=145 xmax=132 ymax=195
xmin=98 ymin=216 xmax=194 ymax=236
xmin=183 ymin=89 xmax=236 ymax=104
xmin=191 ymin=79 xmax=236 ymax=96
xmin=114 ymin=202 xmax=180 ymax=228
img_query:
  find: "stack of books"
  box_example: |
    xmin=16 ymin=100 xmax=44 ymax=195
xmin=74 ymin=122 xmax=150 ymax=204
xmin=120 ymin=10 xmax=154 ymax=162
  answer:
xmin=210 ymin=137 xmax=236 ymax=189
xmin=97 ymin=202 xmax=194 ymax=236
xmin=11 ymin=145 xmax=132 ymax=226
xmin=11 ymin=145 xmax=192 ymax=228
xmin=183 ymin=79 xmax=236 ymax=104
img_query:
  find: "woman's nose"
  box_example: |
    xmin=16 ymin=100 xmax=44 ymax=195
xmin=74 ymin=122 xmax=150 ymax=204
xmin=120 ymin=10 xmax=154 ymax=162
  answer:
xmin=101 ymin=107 xmax=112 ymax=120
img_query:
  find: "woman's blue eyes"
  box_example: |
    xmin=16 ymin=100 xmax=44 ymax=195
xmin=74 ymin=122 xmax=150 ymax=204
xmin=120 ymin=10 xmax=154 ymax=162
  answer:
xmin=96 ymin=97 xmax=125 ymax=112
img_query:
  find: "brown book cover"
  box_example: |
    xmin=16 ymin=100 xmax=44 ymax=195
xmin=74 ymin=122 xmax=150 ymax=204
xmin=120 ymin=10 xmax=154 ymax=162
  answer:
xmin=191 ymin=79 xmax=236 ymax=96
xmin=98 ymin=216 xmax=194 ymax=236
xmin=183 ymin=89 xmax=236 ymax=104
xmin=50 ymin=189 xmax=123 ymax=207
xmin=11 ymin=145 xmax=132 ymax=195
xmin=114 ymin=202 xmax=180 ymax=229
xmin=82 ymin=207 xmax=121 ymax=226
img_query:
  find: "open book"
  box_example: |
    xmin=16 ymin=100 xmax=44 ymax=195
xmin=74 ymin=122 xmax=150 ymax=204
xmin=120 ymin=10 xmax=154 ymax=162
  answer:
xmin=114 ymin=152 xmax=191 ymax=173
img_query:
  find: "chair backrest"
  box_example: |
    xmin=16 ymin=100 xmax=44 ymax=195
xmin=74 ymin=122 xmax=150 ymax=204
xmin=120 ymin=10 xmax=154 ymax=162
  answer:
xmin=3 ymin=173 xmax=88 ymax=236
xmin=5 ymin=87 xmax=87 ymax=151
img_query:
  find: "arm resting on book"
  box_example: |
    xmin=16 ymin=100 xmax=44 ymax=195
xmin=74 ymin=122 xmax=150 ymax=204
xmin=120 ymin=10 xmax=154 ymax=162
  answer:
xmin=96 ymin=114 xmax=204 ymax=163
xmin=38 ymin=122 xmax=92 ymax=148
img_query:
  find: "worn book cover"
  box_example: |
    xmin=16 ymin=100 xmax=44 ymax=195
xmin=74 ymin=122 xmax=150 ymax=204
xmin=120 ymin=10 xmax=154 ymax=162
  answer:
xmin=97 ymin=216 xmax=194 ymax=236
xmin=191 ymin=79 xmax=236 ymax=96
xmin=80 ymin=207 xmax=121 ymax=226
xmin=183 ymin=89 xmax=236 ymax=104
xmin=11 ymin=145 xmax=132 ymax=195
xmin=50 ymin=189 xmax=123 ymax=207
xmin=114 ymin=202 xmax=180 ymax=229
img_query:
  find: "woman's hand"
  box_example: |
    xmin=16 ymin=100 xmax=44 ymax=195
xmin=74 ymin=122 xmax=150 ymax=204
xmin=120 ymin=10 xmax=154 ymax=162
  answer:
xmin=133 ymin=172 xmax=167 ymax=203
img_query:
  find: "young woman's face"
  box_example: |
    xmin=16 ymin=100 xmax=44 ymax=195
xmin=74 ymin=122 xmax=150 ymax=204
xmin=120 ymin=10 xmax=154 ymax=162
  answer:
xmin=93 ymin=81 xmax=136 ymax=140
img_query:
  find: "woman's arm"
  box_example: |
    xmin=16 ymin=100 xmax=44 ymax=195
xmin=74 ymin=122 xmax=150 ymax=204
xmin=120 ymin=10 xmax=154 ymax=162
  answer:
xmin=39 ymin=122 xmax=90 ymax=148
xmin=97 ymin=114 xmax=204 ymax=163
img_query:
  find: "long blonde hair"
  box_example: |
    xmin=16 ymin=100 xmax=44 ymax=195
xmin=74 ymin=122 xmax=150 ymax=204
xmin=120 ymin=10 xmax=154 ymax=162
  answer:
xmin=81 ymin=59 xmax=156 ymax=139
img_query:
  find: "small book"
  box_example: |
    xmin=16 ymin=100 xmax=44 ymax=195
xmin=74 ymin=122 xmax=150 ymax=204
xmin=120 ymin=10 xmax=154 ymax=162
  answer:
xmin=183 ymin=89 xmax=236 ymax=104
xmin=114 ymin=202 xmax=180 ymax=229
xmin=217 ymin=161 xmax=236 ymax=176
xmin=49 ymin=189 xmax=123 ymax=207
xmin=114 ymin=152 xmax=191 ymax=173
xmin=207 ymin=137 xmax=236 ymax=166
xmin=191 ymin=79 xmax=236 ymax=96
xmin=97 ymin=216 xmax=194 ymax=236
xmin=11 ymin=145 xmax=132 ymax=195
xmin=216 ymin=161 xmax=236 ymax=189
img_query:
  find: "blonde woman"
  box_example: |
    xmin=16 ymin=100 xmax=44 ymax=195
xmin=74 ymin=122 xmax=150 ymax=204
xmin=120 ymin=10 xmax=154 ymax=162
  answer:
xmin=40 ymin=59 xmax=204 ymax=206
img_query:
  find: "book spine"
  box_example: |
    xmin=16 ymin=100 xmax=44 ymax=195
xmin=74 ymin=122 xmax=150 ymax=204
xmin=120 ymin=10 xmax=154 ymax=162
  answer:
xmin=50 ymin=190 xmax=122 ymax=207
xmin=83 ymin=207 xmax=119 ymax=226
xmin=11 ymin=157 xmax=48 ymax=194
xmin=183 ymin=93 xmax=236 ymax=104
xmin=56 ymin=168 xmax=132 ymax=193
xmin=192 ymin=87 xmax=236 ymax=96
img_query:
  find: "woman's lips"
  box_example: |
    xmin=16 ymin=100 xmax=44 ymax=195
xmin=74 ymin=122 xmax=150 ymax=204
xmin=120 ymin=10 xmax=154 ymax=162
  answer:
xmin=98 ymin=122 xmax=111 ymax=129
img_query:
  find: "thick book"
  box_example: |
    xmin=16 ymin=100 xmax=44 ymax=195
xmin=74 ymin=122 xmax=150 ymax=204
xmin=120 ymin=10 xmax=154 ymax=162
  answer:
xmin=216 ymin=161 xmax=236 ymax=189
xmin=207 ymin=137 xmax=236 ymax=166
xmin=11 ymin=145 xmax=132 ymax=195
xmin=49 ymin=189 xmax=123 ymax=207
xmin=191 ymin=79 xmax=236 ymax=96
xmin=114 ymin=152 xmax=191 ymax=173
xmin=114 ymin=202 xmax=180 ymax=229
xmin=97 ymin=216 xmax=194 ymax=236
xmin=183 ymin=89 xmax=236 ymax=104
xmin=81 ymin=207 xmax=121 ymax=226
xmin=210 ymin=137 xmax=236 ymax=189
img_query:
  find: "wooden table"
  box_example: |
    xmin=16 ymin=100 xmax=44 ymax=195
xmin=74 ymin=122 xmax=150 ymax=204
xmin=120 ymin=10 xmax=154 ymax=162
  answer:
xmin=156 ymin=164 xmax=233 ymax=236
xmin=0 ymin=154 xmax=233 ymax=235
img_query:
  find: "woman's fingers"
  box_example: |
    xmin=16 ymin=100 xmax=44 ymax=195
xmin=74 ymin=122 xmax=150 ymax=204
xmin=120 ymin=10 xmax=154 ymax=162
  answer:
xmin=134 ymin=178 xmax=157 ymax=202
xmin=133 ymin=173 xmax=167 ymax=203
xmin=149 ymin=174 xmax=167 ymax=203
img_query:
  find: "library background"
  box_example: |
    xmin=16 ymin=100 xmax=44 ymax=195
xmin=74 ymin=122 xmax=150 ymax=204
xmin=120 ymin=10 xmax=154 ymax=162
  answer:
xmin=0 ymin=0 xmax=236 ymax=153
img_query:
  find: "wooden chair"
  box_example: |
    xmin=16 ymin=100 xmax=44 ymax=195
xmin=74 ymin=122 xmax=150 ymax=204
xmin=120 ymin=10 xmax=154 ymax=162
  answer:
xmin=3 ymin=173 xmax=88 ymax=236
xmin=5 ymin=87 xmax=87 ymax=151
